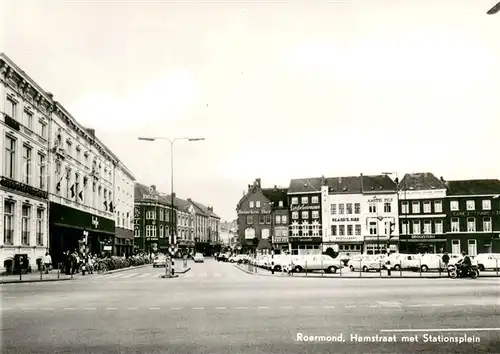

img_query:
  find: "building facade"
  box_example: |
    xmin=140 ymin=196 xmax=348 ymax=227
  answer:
xmin=321 ymin=176 xmax=364 ymax=256
xmin=288 ymin=177 xmax=324 ymax=255
xmin=114 ymin=161 xmax=135 ymax=257
xmin=236 ymin=179 xmax=273 ymax=253
xmin=188 ymin=198 xmax=220 ymax=255
xmin=174 ymin=196 xmax=196 ymax=255
xmin=445 ymin=179 xmax=500 ymax=255
xmin=360 ymin=174 xmax=399 ymax=255
xmin=134 ymin=184 xmax=176 ymax=254
xmin=0 ymin=54 xmax=51 ymax=271
xmin=261 ymin=186 xmax=289 ymax=252
xmin=398 ymin=173 xmax=447 ymax=254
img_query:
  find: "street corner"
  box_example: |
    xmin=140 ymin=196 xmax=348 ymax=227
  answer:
xmin=175 ymin=267 xmax=192 ymax=274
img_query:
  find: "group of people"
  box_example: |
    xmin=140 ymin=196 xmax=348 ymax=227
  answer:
xmin=60 ymin=250 xmax=105 ymax=275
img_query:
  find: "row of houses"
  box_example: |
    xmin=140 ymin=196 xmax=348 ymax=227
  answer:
xmin=236 ymin=173 xmax=500 ymax=256
xmin=0 ymin=53 xmax=220 ymax=270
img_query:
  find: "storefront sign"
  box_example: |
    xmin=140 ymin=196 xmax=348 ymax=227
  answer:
xmin=452 ymin=211 xmax=491 ymax=217
xmin=330 ymin=236 xmax=363 ymax=242
xmin=0 ymin=177 xmax=48 ymax=199
xmin=49 ymin=202 xmax=115 ymax=234
xmin=238 ymin=209 xmax=271 ymax=215
xmin=289 ymin=236 xmax=322 ymax=243
xmin=290 ymin=205 xmax=320 ymax=212
xmin=367 ymin=197 xmax=393 ymax=203
xmin=332 ymin=217 xmax=360 ymax=222
xmin=143 ymin=194 xmax=159 ymax=200
xmin=103 ymin=245 xmax=112 ymax=251
xmin=273 ymin=236 xmax=289 ymax=243
xmin=410 ymin=235 xmax=436 ymax=239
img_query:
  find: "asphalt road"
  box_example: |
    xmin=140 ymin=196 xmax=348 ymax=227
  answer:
xmin=2 ymin=258 xmax=500 ymax=354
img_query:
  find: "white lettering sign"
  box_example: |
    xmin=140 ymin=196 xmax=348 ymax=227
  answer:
xmin=332 ymin=217 xmax=360 ymax=222
xmin=92 ymin=216 xmax=99 ymax=228
xmin=290 ymin=205 xmax=321 ymax=212
xmin=143 ymin=194 xmax=158 ymax=200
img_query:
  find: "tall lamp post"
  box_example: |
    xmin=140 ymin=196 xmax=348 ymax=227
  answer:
xmin=138 ymin=136 xmax=205 ymax=251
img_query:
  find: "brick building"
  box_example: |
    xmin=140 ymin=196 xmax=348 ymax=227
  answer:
xmin=261 ymin=186 xmax=289 ymax=252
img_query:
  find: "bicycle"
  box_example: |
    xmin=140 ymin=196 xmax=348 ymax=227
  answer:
xmin=96 ymin=260 xmax=108 ymax=274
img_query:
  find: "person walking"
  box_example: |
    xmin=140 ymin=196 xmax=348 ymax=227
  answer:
xmin=43 ymin=251 xmax=52 ymax=274
xmin=442 ymin=252 xmax=450 ymax=274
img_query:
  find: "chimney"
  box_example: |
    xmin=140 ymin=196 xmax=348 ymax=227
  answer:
xmin=47 ymin=92 xmax=54 ymax=99
xmin=321 ymin=175 xmax=325 ymax=185
xmin=86 ymin=128 xmax=95 ymax=137
xmin=150 ymin=185 xmax=156 ymax=191
xmin=440 ymin=176 xmax=445 ymax=182
xmin=395 ymin=177 xmax=399 ymax=185
xmin=187 ymin=198 xmax=192 ymax=202
xmin=360 ymin=173 xmax=364 ymax=192
xmin=256 ymin=178 xmax=261 ymax=187
xmin=338 ymin=177 xmax=342 ymax=184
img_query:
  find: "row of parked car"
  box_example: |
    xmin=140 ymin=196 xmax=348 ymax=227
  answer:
xmin=227 ymin=252 xmax=500 ymax=274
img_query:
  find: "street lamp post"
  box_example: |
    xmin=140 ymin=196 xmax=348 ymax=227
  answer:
xmin=138 ymin=136 xmax=205 ymax=251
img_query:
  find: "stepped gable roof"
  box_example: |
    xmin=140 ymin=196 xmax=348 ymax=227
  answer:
xmin=261 ymin=187 xmax=288 ymax=207
xmin=325 ymin=176 xmax=362 ymax=193
xmin=399 ymin=172 xmax=446 ymax=191
xmin=446 ymin=179 xmax=500 ymax=196
xmin=288 ymin=177 xmax=324 ymax=193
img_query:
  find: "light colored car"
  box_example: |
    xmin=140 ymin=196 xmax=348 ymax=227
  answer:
xmin=292 ymin=255 xmax=344 ymax=273
xmin=350 ymin=255 xmax=384 ymax=272
xmin=193 ymin=253 xmax=204 ymax=263
xmin=389 ymin=254 xmax=422 ymax=271
xmin=153 ymin=255 xmax=167 ymax=268
xmin=476 ymin=253 xmax=500 ymax=271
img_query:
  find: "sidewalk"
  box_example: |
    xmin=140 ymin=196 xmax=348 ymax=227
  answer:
xmin=235 ymin=264 xmax=500 ymax=279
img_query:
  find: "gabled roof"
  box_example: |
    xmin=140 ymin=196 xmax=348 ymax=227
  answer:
xmin=261 ymin=187 xmax=288 ymax=207
xmin=188 ymin=199 xmax=220 ymax=219
xmin=399 ymin=173 xmax=446 ymax=191
xmin=135 ymin=183 xmax=159 ymax=201
xmin=446 ymin=179 xmax=500 ymax=196
xmin=361 ymin=174 xmax=397 ymax=193
xmin=325 ymin=176 xmax=362 ymax=194
xmin=288 ymin=177 xmax=324 ymax=193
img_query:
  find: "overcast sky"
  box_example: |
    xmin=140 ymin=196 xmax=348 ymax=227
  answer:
xmin=2 ymin=0 xmax=499 ymax=221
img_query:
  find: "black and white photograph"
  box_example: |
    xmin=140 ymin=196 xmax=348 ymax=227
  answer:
xmin=1 ymin=0 xmax=499 ymax=353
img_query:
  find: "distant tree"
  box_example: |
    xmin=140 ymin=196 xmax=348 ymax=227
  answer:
xmin=324 ymin=247 xmax=338 ymax=258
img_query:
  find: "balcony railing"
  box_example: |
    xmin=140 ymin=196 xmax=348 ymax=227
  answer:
xmin=0 ymin=177 xmax=48 ymax=199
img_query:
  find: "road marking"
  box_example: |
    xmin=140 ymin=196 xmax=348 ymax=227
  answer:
xmin=170 ymin=307 xmax=182 ymax=310
xmin=345 ymin=305 xmax=356 ymax=308
xmin=381 ymin=328 xmax=500 ymax=333
xmin=323 ymin=305 xmax=336 ymax=309
xmin=41 ymin=307 xmax=55 ymax=310
xmin=84 ymin=307 xmax=96 ymax=310
xmin=192 ymin=307 xmax=204 ymax=310
xmin=215 ymin=307 xmax=227 ymax=310
xmin=367 ymin=305 xmax=378 ymax=308
xmin=453 ymin=304 xmax=466 ymax=306
xmin=431 ymin=304 xmax=445 ymax=307
xmin=258 ymin=306 xmax=270 ymax=309
xmin=149 ymin=307 xmax=161 ymax=310
xmin=106 ymin=307 xmax=117 ymax=310
xmin=126 ymin=307 xmax=138 ymax=310
xmin=409 ymin=304 xmax=423 ymax=307
xmin=235 ymin=306 xmax=247 ymax=309
xmin=63 ymin=307 xmax=75 ymax=310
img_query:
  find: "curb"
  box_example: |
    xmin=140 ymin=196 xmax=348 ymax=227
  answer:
xmin=176 ymin=267 xmax=191 ymax=274
xmin=103 ymin=264 xmax=151 ymax=275
xmin=0 ymin=277 xmax=74 ymax=284
xmin=233 ymin=266 xmax=500 ymax=279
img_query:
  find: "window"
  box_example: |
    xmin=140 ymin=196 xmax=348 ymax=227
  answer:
xmin=160 ymin=225 xmax=164 ymax=238
xmin=412 ymin=220 xmax=420 ymax=234
xmin=24 ymin=110 xmax=33 ymax=130
xmin=384 ymin=202 xmax=391 ymax=213
xmin=483 ymin=217 xmax=492 ymax=232
xmin=467 ymin=217 xmax=475 ymax=232
xmin=355 ymin=225 xmax=361 ymax=235
xmin=291 ymin=223 xmax=300 ymax=236
xmin=301 ymin=211 xmax=309 ymax=219
xmin=281 ymin=215 xmax=287 ymax=224
xmin=450 ymin=200 xmax=459 ymax=211
xmin=36 ymin=208 xmax=44 ymax=246
xmin=331 ymin=225 xmax=337 ymax=236
xmin=256 ymin=201 xmax=261 ymax=208
xmin=249 ymin=201 xmax=254 ymax=208
xmin=482 ymin=200 xmax=491 ymax=210
xmin=6 ymin=96 xmax=17 ymax=118
xmin=278 ymin=201 xmax=283 ymax=207
xmin=246 ymin=215 xmax=253 ymax=224
xmin=3 ymin=200 xmax=14 ymax=245
xmin=261 ymin=229 xmax=270 ymax=239
xmin=369 ymin=222 xmax=377 ymax=235
xmin=312 ymin=210 xmax=319 ymax=219
xmin=311 ymin=223 xmax=320 ymax=237
xmin=22 ymin=145 xmax=32 ymax=184
xmin=466 ymin=200 xmax=475 ymax=211
xmin=151 ymin=225 xmax=156 ymax=238
xmin=338 ymin=204 xmax=345 ymax=214
xmin=423 ymin=201 xmax=431 ymax=213
xmin=146 ymin=225 xmax=152 ymax=237
xmin=384 ymin=221 xmax=391 ymax=235
xmin=39 ymin=121 xmax=47 ymax=138
xmin=330 ymin=204 xmax=337 ymax=215
xmin=346 ymin=203 xmax=353 ymax=214
xmin=423 ymin=220 xmax=432 ymax=234
xmin=401 ymin=221 xmax=408 ymax=234
xmin=4 ymin=136 xmax=16 ymax=178
xmin=76 ymin=148 xmax=81 ymax=162
xmin=452 ymin=240 xmax=460 ymax=254
xmin=301 ymin=222 xmax=310 ymax=235
xmin=401 ymin=202 xmax=409 ymax=214
xmin=347 ymin=225 xmax=353 ymax=236
xmin=21 ymin=205 xmax=31 ymax=245
xmin=339 ymin=225 xmax=345 ymax=236
xmin=275 ymin=215 xmax=281 ymax=224
xmin=266 ymin=214 xmax=271 ymax=224
xmin=159 ymin=209 xmax=164 ymax=221
xmin=311 ymin=196 xmax=319 ymax=204
xmin=354 ymin=203 xmax=360 ymax=214
xmin=434 ymin=201 xmax=443 ymax=213
xmin=292 ymin=212 xmax=299 ymax=220
xmin=259 ymin=215 xmax=265 ymax=224
xmin=451 ymin=218 xmax=460 ymax=232
xmin=301 ymin=196 xmax=308 ymax=204
xmin=369 ymin=203 xmax=376 ymax=213
xmin=146 ymin=211 xmax=156 ymax=219
xmin=435 ymin=220 xmax=443 ymax=234
xmin=291 ymin=197 xmax=298 ymax=205
xmin=412 ymin=201 xmax=420 ymax=214
xmin=37 ymin=153 xmax=46 ymax=189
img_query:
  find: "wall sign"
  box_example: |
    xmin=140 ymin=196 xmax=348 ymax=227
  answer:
xmin=92 ymin=216 xmax=99 ymax=228
xmin=238 ymin=209 xmax=271 ymax=215
xmin=273 ymin=236 xmax=289 ymax=243
xmin=290 ymin=205 xmax=320 ymax=211
xmin=143 ymin=194 xmax=159 ymax=200
xmin=332 ymin=217 xmax=360 ymax=222
xmin=452 ymin=211 xmax=491 ymax=217
xmin=411 ymin=235 xmax=436 ymax=239
xmin=329 ymin=236 xmax=363 ymax=242
xmin=368 ymin=198 xmax=393 ymax=203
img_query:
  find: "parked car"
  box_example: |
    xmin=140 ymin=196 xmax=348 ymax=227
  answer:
xmin=153 ymin=255 xmax=167 ymax=268
xmin=349 ymin=255 xmax=384 ymax=272
xmin=347 ymin=255 xmax=363 ymax=271
xmin=292 ymin=255 xmax=344 ymax=273
xmin=389 ymin=254 xmax=422 ymax=271
xmin=193 ymin=253 xmax=204 ymax=263
xmin=475 ymin=253 xmax=500 ymax=271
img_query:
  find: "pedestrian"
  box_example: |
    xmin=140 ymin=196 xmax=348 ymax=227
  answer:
xmin=43 ymin=251 xmax=52 ymax=274
xmin=442 ymin=252 xmax=450 ymax=274
xmin=384 ymin=252 xmax=391 ymax=276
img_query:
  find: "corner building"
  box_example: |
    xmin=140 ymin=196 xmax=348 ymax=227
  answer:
xmin=113 ymin=161 xmax=135 ymax=257
xmin=261 ymin=186 xmax=289 ymax=252
xmin=398 ymin=173 xmax=447 ymax=254
xmin=288 ymin=177 xmax=324 ymax=255
xmin=445 ymin=179 xmax=500 ymax=255
xmin=0 ymin=54 xmax=51 ymax=271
